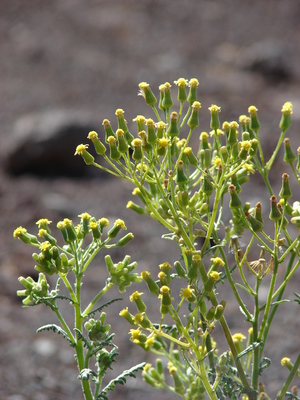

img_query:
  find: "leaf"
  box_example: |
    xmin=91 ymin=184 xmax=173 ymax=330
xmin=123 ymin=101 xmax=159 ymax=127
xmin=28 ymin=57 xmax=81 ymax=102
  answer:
xmin=236 ymin=341 xmax=262 ymax=360
xmin=294 ymin=292 xmax=300 ymax=304
xmin=78 ymin=368 xmax=97 ymax=382
xmin=271 ymin=299 xmax=291 ymax=306
xmin=97 ymin=362 xmax=146 ymax=400
xmin=37 ymin=324 xmax=75 ymax=347
xmin=74 ymin=328 xmax=91 ymax=349
xmin=84 ymin=298 xmax=123 ymax=319
xmin=258 ymin=357 xmax=271 ymax=375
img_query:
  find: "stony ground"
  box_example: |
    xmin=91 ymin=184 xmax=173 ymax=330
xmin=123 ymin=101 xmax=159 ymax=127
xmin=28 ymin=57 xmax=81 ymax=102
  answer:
xmin=1 ymin=1 xmax=300 ymax=399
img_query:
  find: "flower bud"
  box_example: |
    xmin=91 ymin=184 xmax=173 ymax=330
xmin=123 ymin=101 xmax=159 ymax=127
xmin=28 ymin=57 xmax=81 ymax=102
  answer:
xmin=102 ymin=119 xmax=116 ymax=142
xmin=249 ymin=138 xmax=258 ymax=156
xmin=280 ymin=102 xmax=293 ymax=131
xmin=146 ymin=118 xmax=156 ymax=144
xmin=107 ymin=136 xmax=121 ymax=161
xmin=201 ymin=170 xmax=214 ymax=197
xmin=116 ymin=232 xmax=134 ymax=247
xmin=279 ymin=173 xmax=292 ymax=199
xmin=130 ymin=291 xmax=146 ymax=313
xmin=174 ymin=78 xmax=188 ymax=102
xmin=133 ymin=115 xmax=146 ymax=133
xmin=283 ymin=138 xmax=296 ymax=164
xmin=229 ymin=184 xmax=242 ymax=209
xmin=220 ymin=146 xmax=228 ymax=163
xmin=188 ymin=252 xmax=201 ymax=280
xmin=176 ymin=160 xmax=188 ymax=186
xmin=13 ymin=227 xmax=38 ymax=245
xmin=156 ymin=121 xmax=166 ymax=139
xmin=166 ymin=112 xmax=179 ymax=137
xmin=227 ymin=122 xmax=239 ymax=147
xmin=204 ymin=148 xmax=211 ymax=168
xmin=239 ymin=140 xmax=251 ymax=160
xmin=87 ymin=131 xmax=106 ymax=155
xmin=63 ymin=218 xmax=77 ymax=242
xmin=269 ymin=195 xmax=282 ymax=221
xmin=74 ymin=144 xmax=94 ymax=165
xmin=245 ymin=211 xmax=263 ymax=232
xmin=188 ymin=101 xmax=201 ymax=128
xmin=126 ymin=200 xmax=145 ymax=215
xmin=255 ymin=202 xmax=264 ymax=224
xmin=141 ymin=271 xmax=159 ymax=295
xmin=119 ymin=307 xmax=135 ymax=325
xmin=116 ymin=129 xmax=128 ymax=153
xmin=206 ymin=306 xmax=216 ymax=321
xmin=214 ymin=304 xmax=224 ymax=320
xmin=183 ymin=147 xmax=198 ymax=166
xmin=169 ymin=364 xmax=185 ymax=395
xmin=157 ymin=138 xmax=169 ymax=157
xmin=161 ymin=82 xmax=173 ymax=110
xmin=248 ymin=105 xmax=260 ymax=131
xmin=174 ymin=261 xmax=186 ymax=278
xmin=138 ymin=82 xmax=157 ymax=106
xmin=204 ymin=271 xmax=219 ymax=293
xmin=107 ymin=219 xmax=127 ymax=238
xmin=132 ymin=138 xmax=143 ymax=161
xmin=231 ymin=174 xmax=241 ymax=194
xmin=187 ymin=78 xmax=199 ymax=104
xmin=209 ymin=105 xmax=221 ymax=130
xmin=199 ymin=131 xmax=209 ymax=150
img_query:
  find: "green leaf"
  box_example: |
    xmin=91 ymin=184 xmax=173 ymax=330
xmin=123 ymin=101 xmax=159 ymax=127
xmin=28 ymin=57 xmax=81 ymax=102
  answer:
xmin=97 ymin=362 xmax=146 ymax=400
xmin=236 ymin=341 xmax=262 ymax=360
xmin=83 ymin=298 xmax=123 ymax=319
xmin=37 ymin=324 xmax=75 ymax=347
xmin=78 ymin=368 xmax=97 ymax=382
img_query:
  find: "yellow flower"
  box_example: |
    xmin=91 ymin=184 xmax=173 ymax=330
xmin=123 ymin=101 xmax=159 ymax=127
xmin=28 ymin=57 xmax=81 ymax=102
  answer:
xmin=232 ymin=333 xmax=246 ymax=343
xmin=209 ymin=271 xmax=220 ymax=281
xmin=248 ymin=105 xmax=258 ymax=115
xmin=211 ymin=257 xmax=225 ymax=267
xmin=155 ymin=121 xmax=167 ymax=129
xmin=99 ymin=218 xmax=109 ymax=228
xmin=209 ymin=129 xmax=224 ymax=137
xmin=115 ymin=108 xmax=125 ymax=116
xmin=240 ymin=141 xmax=251 ymax=151
xmin=89 ymin=221 xmax=98 ymax=230
xmin=129 ymin=328 xmax=141 ymax=341
xmin=132 ymin=138 xmax=142 ymax=147
xmin=188 ymin=78 xmax=199 ymax=87
xmin=281 ymin=357 xmax=291 ymax=366
xmin=36 ymin=218 xmax=52 ymax=228
xmin=38 ymin=229 xmax=47 ymax=237
xmin=78 ymin=212 xmax=91 ymax=220
xmin=13 ymin=226 xmax=27 ymax=238
xmin=133 ymin=115 xmax=146 ymax=123
xmin=74 ymin=144 xmax=89 ymax=156
xmin=115 ymin=219 xmax=127 ymax=230
xmin=281 ymin=102 xmax=293 ymax=115
xmin=145 ymin=336 xmax=155 ymax=349
xmin=130 ymin=291 xmax=144 ymax=302
xmin=180 ymin=285 xmax=194 ymax=300
xmin=200 ymin=131 xmax=208 ymax=140
xmin=212 ymin=156 xmax=222 ymax=168
xmin=243 ymin=162 xmax=255 ymax=174
xmin=174 ymin=78 xmax=188 ymax=87
xmin=87 ymin=131 xmax=98 ymax=140
xmin=39 ymin=241 xmax=52 ymax=251
xmin=63 ymin=218 xmax=73 ymax=228
xmin=208 ymin=104 xmax=221 ymax=113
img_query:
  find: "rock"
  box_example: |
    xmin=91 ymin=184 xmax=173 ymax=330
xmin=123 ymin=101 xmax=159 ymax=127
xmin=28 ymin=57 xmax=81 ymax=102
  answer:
xmin=238 ymin=39 xmax=292 ymax=82
xmin=4 ymin=110 xmax=99 ymax=177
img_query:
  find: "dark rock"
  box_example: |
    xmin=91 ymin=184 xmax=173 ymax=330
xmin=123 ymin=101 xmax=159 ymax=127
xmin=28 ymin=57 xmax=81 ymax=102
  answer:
xmin=4 ymin=110 xmax=100 ymax=177
xmin=238 ymin=40 xmax=292 ymax=82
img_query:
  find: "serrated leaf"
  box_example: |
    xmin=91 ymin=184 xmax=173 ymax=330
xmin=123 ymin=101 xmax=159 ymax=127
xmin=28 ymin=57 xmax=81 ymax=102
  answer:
xmin=239 ymin=305 xmax=253 ymax=321
xmin=84 ymin=298 xmax=123 ymax=319
xmin=78 ymin=368 xmax=97 ymax=382
xmin=74 ymin=328 xmax=91 ymax=349
xmin=259 ymin=357 xmax=271 ymax=375
xmin=236 ymin=341 xmax=262 ymax=360
xmin=97 ymin=362 xmax=146 ymax=400
xmin=271 ymin=299 xmax=290 ymax=306
xmin=37 ymin=324 xmax=75 ymax=347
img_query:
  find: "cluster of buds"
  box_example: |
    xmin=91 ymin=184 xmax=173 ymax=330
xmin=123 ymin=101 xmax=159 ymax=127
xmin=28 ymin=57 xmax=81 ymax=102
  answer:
xmin=84 ymin=312 xmax=111 ymax=342
xmin=17 ymin=273 xmax=50 ymax=306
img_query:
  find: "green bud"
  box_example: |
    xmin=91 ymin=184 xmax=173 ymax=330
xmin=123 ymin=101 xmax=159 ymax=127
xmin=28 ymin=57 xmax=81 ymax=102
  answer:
xmin=279 ymin=173 xmax=292 ymax=199
xmin=130 ymin=291 xmax=147 ymax=313
xmin=242 ymin=131 xmax=250 ymax=141
xmin=161 ymin=82 xmax=173 ymax=110
xmin=279 ymin=102 xmax=293 ymax=131
xmin=174 ymin=261 xmax=186 ymax=278
xmin=204 ymin=148 xmax=211 ymax=168
xmin=126 ymin=201 xmax=145 ymax=215
xmin=107 ymin=219 xmax=127 ymax=238
xmin=87 ymin=131 xmax=106 ymax=155
xmin=119 ymin=307 xmax=135 ymax=325
xmin=229 ymin=185 xmax=242 ymax=209
xmin=245 ymin=211 xmax=263 ymax=232
xmin=146 ymin=118 xmax=157 ymax=144
xmin=131 ymin=138 xmax=143 ymax=161
xmin=231 ymin=174 xmax=241 ymax=194
xmin=176 ymin=160 xmax=188 ymax=186
xmin=255 ymin=202 xmax=264 ymax=224
xmin=199 ymin=131 xmax=209 ymax=151
xmin=227 ymin=121 xmax=239 ymax=147
xmin=201 ymin=171 xmax=214 ymax=196
xmin=188 ymin=253 xmax=201 ymax=280
xmin=249 ymin=138 xmax=258 ymax=156
xmin=283 ymin=138 xmax=296 ymax=164
xmin=214 ymin=304 xmax=224 ymax=320
xmin=206 ymin=306 xmax=216 ymax=321
xmin=248 ymin=105 xmax=260 ymax=131
xmin=62 ymin=219 xmax=77 ymax=242
xmin=102 ymin=119 xmax=116 ymax=142
xmin=269 ymin=195 xmax=282 ymax=221
xmin=187 ymin=78 xmax=199 ymax=104
xmin=116 ymin=232 xmax=134 ymax=247
xmin=188 ymin=101 xmax=201 ymax=128
xmin=116 ymin=129 xmax=128 ymax=153
xmin=160 ymin=286 xmax=171 ymax=307
xmin=220 ymin=146 xmax=228 ymax=164
xmin=183 ymin=147 xmax=198 ymax=166
xmin=138 ymin=82 xmax=157 ymax=106
xmin=107 ymin=136 xmax=121 ymax=161
xmin=141 ymin=271 xmax=159 ymax=295
xmin=166 ymin=112 xmax=179 ymax=137
xmin=174 ymin=78 xmax=188 ymax=102
xmin=209 ymin=105 xmax=221 ymax=130
xmin=74 ymin=144 xmax=94 ymax=165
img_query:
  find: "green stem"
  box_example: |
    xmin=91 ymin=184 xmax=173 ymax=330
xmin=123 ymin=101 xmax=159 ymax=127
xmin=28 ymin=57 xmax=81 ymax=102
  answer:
xmin=251 ymin=278 xmax=260 ymax=393
xmin=82 ymin=282 xmax=114 ymax=318
xmin=276 ymin=352 xmax=300 ymax=400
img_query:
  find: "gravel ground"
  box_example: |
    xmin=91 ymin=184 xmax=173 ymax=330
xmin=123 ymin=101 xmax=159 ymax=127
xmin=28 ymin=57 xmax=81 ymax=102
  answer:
xmin=1 ymin=1 xmax=300 ymax=399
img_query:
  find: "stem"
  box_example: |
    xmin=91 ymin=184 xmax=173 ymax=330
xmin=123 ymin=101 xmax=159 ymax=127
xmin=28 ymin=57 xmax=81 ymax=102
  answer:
xmin=251 ymin=278 xmax=260 ymax=392
xmin=276 ymin=352 xmax=300 ymax=400
xmin=82 ymin=281 xmax=114 ymax=318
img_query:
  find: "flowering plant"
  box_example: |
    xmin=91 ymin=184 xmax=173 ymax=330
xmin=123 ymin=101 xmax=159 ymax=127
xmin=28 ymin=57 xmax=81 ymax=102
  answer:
xmin=16 ymin=78 xmax=300 ymax=399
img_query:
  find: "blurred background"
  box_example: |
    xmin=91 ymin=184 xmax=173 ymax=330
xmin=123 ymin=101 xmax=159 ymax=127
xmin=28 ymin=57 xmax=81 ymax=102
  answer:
xmin=1 ymin=1 xmax=300 ymax=399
